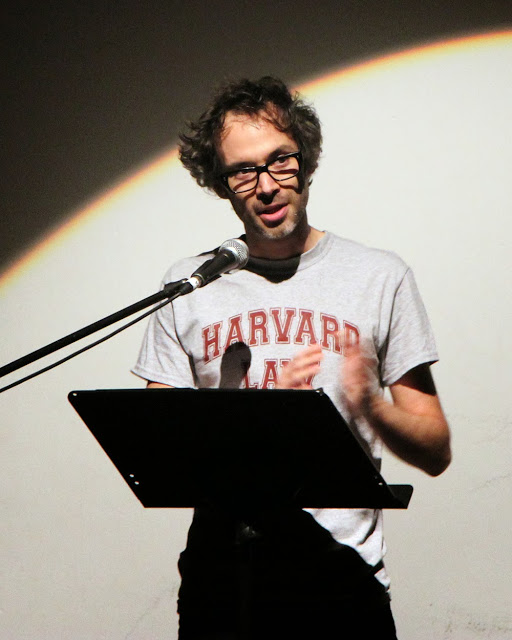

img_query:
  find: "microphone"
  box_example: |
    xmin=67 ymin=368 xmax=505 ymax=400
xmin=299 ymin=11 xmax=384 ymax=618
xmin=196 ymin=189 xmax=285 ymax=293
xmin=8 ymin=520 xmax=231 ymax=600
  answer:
xmin=180 ymin=238 xmax=249 ymax=294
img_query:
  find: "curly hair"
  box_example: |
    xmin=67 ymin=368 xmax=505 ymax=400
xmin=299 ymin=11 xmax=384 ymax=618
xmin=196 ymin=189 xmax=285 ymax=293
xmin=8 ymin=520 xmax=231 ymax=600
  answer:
xmin=178 ymin=76 xmax=322 ymax=195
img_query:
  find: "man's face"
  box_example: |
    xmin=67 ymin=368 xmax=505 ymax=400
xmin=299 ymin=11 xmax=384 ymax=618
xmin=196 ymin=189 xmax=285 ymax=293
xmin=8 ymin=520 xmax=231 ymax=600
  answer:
xmin=216 ymin=111 xmax=310 ymax=255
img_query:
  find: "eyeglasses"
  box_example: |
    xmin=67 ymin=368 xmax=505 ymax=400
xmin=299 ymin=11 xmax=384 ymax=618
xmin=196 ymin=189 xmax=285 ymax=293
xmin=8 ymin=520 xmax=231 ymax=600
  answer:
xmin=219 ymin=151 xmax=302 ymax=194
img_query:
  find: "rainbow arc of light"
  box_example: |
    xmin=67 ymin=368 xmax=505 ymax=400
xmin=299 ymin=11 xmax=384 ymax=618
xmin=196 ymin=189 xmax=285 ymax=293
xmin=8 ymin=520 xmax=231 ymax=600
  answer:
xmin=1 ymin=28 xmax=510 ymax=293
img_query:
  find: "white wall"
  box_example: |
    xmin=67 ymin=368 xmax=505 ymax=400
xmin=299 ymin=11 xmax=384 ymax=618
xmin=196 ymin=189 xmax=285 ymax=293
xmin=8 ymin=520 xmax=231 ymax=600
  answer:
xmin=1 ymin=36 xmax=511 ymax=639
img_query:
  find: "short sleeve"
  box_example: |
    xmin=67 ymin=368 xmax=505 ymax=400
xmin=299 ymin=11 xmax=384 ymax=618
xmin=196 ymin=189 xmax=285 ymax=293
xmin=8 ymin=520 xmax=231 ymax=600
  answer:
xmin=379 ymin=268 xmax=438 ymax=386
xmin=132 ymin=297 xmax=197 ymax=387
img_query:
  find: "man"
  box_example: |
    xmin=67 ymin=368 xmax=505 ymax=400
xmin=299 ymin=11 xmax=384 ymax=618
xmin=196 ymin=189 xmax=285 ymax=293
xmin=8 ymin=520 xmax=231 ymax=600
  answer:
xmin=133 ymin=76 xmax=451 ymax=639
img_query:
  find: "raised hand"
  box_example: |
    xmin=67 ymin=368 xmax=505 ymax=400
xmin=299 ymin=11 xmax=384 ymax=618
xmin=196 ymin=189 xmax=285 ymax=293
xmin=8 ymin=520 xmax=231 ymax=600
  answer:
xmin=275 ymin=343 xmax=323 ymax=390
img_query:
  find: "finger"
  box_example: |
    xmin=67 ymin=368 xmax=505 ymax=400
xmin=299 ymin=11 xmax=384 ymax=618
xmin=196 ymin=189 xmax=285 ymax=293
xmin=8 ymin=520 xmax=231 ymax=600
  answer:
xmin=276 ymin=345 xmax=323 ymax=389
xmin=277 ymin=362 xmax=321 ymax=389
xmin=293 ymin=342 xmax=323 ymax=359
xmin=290 ymin=345 xmax=323 ymax=372
xmin=336 ymin=332 xmax=373 ymax=360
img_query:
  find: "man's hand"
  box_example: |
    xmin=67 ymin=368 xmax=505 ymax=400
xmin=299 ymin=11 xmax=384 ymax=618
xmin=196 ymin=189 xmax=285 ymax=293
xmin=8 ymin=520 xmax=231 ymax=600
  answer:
xmin=275 ymin=343 xmax=323 ymax=389
xmin=342 ymin=340 xmax=451 ymax=476
xmin=342 ymin=341 xmax=379 ymax=418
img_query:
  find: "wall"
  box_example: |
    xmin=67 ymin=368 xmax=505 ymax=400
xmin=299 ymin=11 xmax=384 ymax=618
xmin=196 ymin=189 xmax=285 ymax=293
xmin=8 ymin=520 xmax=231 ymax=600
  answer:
xmin=1 ymin=34 xmax=511 ymax=639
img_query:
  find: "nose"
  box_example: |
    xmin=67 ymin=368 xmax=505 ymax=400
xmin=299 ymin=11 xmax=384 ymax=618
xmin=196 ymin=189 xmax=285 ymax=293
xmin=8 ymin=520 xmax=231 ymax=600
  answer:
xmin=256 ymin=168 xmax=279 ymax=198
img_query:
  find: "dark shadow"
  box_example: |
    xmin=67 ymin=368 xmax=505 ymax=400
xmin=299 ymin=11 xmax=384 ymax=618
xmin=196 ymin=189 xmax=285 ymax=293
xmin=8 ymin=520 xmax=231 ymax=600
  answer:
xmin=219 ymin=342 xmax=252 ymax=388
xmin=245 ymin=254 xmax=300 ymax=283
xmin=396 ymin=362 xmax=438 ymax=395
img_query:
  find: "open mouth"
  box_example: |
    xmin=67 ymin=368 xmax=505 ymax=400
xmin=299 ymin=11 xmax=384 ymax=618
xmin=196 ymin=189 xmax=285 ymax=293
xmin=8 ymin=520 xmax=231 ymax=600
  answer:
xmin=258 ymin=204 xmax=288 ymax=225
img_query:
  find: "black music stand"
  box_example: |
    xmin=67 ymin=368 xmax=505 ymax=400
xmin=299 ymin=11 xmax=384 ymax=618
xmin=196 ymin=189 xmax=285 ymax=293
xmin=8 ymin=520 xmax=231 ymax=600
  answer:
xmin=68 ymin=387 xmax=412 ymax=510
xmin=70 ymin=387 xmax=413 ymax=638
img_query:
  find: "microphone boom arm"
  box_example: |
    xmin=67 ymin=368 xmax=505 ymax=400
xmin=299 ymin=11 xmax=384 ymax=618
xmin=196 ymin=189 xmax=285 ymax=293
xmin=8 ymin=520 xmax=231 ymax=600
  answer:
xmin=0 ymin=279 xmax=188 ymax=380
xmin=1 ymin=237 xmax=249 ymax=386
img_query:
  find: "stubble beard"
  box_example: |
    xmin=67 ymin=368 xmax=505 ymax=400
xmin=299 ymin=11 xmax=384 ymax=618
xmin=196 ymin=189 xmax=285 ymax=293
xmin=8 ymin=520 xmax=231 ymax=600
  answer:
xmin=245 ymin=205 xmax=309 ymax=244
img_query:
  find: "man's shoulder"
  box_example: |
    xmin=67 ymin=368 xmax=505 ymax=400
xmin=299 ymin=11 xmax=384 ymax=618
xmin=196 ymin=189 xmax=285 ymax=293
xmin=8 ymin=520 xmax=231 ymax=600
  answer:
xmin=160 ymin=247 xmax=217 ymax=284
xmin=325 ymin=231 xmax=408 ymax=272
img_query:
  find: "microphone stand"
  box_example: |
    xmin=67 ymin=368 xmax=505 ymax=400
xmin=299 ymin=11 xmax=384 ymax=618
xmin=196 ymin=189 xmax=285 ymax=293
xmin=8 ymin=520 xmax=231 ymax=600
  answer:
xmin=0 ymin=279 xmax=189 ymax=382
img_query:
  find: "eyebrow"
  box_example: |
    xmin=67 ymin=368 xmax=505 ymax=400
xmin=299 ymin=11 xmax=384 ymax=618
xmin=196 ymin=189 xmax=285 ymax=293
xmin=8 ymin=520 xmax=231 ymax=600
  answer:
xmin=223 ymin=145 xmax=298 ymax=172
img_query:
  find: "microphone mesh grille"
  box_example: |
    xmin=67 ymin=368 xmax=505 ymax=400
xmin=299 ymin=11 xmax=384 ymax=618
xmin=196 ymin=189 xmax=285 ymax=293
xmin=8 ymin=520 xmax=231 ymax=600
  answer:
xmin=221 ymin=238 xmax=249 ymax=269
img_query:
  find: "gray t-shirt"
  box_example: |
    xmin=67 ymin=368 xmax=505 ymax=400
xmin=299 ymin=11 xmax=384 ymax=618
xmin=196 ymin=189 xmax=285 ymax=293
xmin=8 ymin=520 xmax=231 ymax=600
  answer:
xmin=133 ymin=231 xmax=438 ymax=588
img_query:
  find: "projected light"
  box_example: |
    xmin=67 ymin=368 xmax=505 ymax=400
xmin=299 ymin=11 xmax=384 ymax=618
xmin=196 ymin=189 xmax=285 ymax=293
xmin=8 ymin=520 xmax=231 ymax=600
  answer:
xmin=1 ymin=30 xmax=511 ymax=640
xmin=1 ymin=30 xmax=510 ymax=295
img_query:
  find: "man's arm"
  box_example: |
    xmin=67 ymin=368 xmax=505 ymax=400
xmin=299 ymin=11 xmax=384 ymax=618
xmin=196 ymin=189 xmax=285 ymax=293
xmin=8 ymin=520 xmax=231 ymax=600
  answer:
xmin=343 ymin=344 xmax=451 ymax=477
xmin=275 ymin=343 xmax=451 ymax=477
xmin=147 ymin=381 xmax=173 ymax=388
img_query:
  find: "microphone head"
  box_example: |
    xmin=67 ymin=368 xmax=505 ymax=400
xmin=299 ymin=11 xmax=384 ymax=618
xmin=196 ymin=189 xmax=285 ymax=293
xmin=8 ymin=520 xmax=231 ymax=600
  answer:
xmin=187 ymin=238 xmax=250 ymax=290
xmin=220 ymin=238 xmax=249 ymax=272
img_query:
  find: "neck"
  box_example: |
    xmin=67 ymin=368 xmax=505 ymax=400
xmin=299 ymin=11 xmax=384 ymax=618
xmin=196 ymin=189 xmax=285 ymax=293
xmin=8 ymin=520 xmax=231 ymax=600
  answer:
xmin=246 ymin=225 xmax=324 ymax=260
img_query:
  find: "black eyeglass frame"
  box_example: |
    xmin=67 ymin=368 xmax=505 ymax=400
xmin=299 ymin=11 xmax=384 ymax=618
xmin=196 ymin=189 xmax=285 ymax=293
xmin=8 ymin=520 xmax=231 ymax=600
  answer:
xmin=219 ymin=151 xmax=303 ymax=194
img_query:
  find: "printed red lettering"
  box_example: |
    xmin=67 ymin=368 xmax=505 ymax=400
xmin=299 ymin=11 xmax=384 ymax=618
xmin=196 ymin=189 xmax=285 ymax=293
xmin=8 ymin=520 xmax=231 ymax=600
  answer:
xmin=294 ymin=309 xmax=317 ymax=345
xmin=248 ymin=310 xmax=270 ymax=346
xmin=270 ymin=307 xmax=296 ymax=344
xmin=343 ymin=321 xmax=360 ymax=354
xmin=321 ymin=313 xmax=342 ymax=353
xmin=261 ymin=359 xmax=280 ymax=389
xmin=242 ymin=373 xmax=259 ymax=389
xmin=202 ymin=321 xmax=222 ymax=364
xmin=224 ymin=314 xmax=245 ymax=351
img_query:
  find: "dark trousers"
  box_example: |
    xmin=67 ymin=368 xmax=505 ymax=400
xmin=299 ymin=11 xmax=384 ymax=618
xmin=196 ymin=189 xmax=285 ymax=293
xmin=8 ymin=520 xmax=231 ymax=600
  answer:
xmin=177 ymin=508 xmax=398 ymax=639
